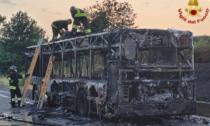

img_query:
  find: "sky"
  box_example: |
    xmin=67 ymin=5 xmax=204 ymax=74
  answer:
xmin=0 ymin=0 xmax=210 ymax=38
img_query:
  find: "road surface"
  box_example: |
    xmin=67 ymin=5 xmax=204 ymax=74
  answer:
xmin=0 ymin=84 xmax=210 ymax=126
xmin=0 ymin=85 xmax=10 ymax=112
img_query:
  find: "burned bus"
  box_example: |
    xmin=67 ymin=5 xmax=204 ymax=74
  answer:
xmin=25 ymin=29 xmax=196 ymax=118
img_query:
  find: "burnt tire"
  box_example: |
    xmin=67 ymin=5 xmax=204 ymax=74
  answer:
xmin=77 ymin=89 xmax=88 ymax=116
xmin=47 ymin=93 xmax=57 ymax=107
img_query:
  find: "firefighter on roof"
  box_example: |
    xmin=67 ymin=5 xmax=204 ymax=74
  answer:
xmin=7 ymin=66 xmax=23 ymax=108
xmin=51 ymin=19 xmax=72 ymax=41
xmin=70 ymin=6 xmax=91 ymax=36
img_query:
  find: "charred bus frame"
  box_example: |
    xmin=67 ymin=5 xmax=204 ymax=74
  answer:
xmin=25 ymin=29 xmax=196 ymax=118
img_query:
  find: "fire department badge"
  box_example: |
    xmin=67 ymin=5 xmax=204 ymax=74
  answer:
xmin=185 ymin=0 xmax=202 ymax=17
xmin=178 ymin=0 xmax=209 ymax=24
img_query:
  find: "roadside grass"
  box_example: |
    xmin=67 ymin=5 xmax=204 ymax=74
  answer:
xmin=19 ymin=79 xmax=24 ymax=86
xmin=0 ymin=77 xmax=9 ymax=85
xmin=0 ymin=76 xmax=24 ymax=86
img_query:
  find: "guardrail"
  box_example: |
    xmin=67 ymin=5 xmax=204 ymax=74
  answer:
xmin=196 ymin=101 xmax=210 ymax=117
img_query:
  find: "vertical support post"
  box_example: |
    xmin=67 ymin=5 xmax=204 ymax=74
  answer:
xmin=89 ymin=49 xmax=92 ymax=79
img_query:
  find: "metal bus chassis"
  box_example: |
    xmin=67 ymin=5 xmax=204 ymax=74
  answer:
xmin=25 ymin=28 xmax=196 ymax=118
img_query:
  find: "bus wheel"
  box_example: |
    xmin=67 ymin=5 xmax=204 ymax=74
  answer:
xmin=77 ymin=89 xmax=88 ymax=116
xmin=47 ymin=93 xmax=57 ymax=107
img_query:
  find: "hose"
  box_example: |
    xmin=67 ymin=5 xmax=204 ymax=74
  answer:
xmin=0 ymin=113 xmax=59 ymax=126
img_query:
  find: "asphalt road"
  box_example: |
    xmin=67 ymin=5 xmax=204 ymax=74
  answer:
xmin=0 ymin=85 xmax=10 ymax=112
xmin=0 ymin=84 xmax=34 ymax=126
xmin=0 ymin=84 xmax=210 ymax=126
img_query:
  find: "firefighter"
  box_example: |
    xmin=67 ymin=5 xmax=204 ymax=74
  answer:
xmin=70 ymin=6 xmax=91 ymax=36
xmin=51 ymin=19 xmax=72 ymax=41
xmin=7 ymin=66 xmax=23 ymax=108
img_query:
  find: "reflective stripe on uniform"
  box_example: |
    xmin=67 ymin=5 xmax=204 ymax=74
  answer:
xmin=9 ymin=86 xmax=16 ymax=90
xmin=18 ymin=97 xmax=22 ymax=101
xmin=59 ymin=29 xmax=64 ymax=33
xmin=72 ymin=24 xmax=78 ymax=28
xmin=7 ymin=77 xmax=11 ymax=81
xmin=85 ymin=29 xmax=91 ymax=33
xmin=75 ymin=9 xmax=87 ymax=17
xmin=51 ymin=23 xmax=58 ymax=29
xmin=53 ymin=36 xmax=57 ymax=39
xmin=11 ymin=98 xmax=15 ymax=102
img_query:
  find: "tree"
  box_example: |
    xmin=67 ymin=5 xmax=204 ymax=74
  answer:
xmin=0 ymin=11 xmax=46 ymax=73
xmin=0 ymin=15 xmax=6 ymax=75
xmin=0 ymin=15 xmax=6 ymax=25
xmin=85 ymin=0 xmax=137 ymax=33
xmin=194 ymin=36 xmax=210 ymax=63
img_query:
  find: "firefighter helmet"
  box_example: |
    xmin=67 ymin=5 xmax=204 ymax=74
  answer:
xmin=66 ymin=19 xmax=72 ymax=24
xmin=70 ymin=6 xmax=76 ymax=12
xmin=9 ymin=65 xmax=17 ymax=72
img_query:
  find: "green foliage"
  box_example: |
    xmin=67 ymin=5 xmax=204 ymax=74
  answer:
xmin=0 ymin=11 xmax=46 ymax=74
xmin=89 ymin=11 xmax=109 ymax=33
xmin=0 ymin=77 xmax=9 ymax=85
xmin=85 ymin=0 xmax=137 ymax=33
xmin=194 ymin=36 xmax=210 ymax=63
xmin=0 ymin=15 xmax=6 ymax=24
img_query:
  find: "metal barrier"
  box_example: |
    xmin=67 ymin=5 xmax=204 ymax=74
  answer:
xmin=196 ymin=101 xmax=210 ymax=117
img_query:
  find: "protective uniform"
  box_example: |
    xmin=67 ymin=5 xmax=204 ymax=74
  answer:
xmin=7 ymin=66 xmax=23 ymax=108
xmin=51 ymin=19 xmax=72 ymax=41
xmin=70 ymin=6 xmax=91 ymax=35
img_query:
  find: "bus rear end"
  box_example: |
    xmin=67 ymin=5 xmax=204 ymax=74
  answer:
xmin=116 ymin=29 xmax=195 ymax=117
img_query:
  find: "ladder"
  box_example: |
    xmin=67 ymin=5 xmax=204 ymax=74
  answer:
xmin=37 ymin=56 xmax=54 ymax=109
xmin=20 ymin=39 xmax=43 ymax=107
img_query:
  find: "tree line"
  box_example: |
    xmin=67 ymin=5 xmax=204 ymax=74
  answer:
xmin=0 ymin=12 xmax=46 ymax=75
xmin=0 ymin=0 xmax=136 ymax=75
xmin=194 ymin=36 xmax=210 ymax=63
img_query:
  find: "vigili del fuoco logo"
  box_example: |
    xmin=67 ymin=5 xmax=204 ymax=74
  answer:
xmin=178 ymin=0 xmax=209 ymax=24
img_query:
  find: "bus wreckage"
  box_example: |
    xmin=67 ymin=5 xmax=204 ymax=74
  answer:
xmin=25 ymin=28 xmax=196 ymax=118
